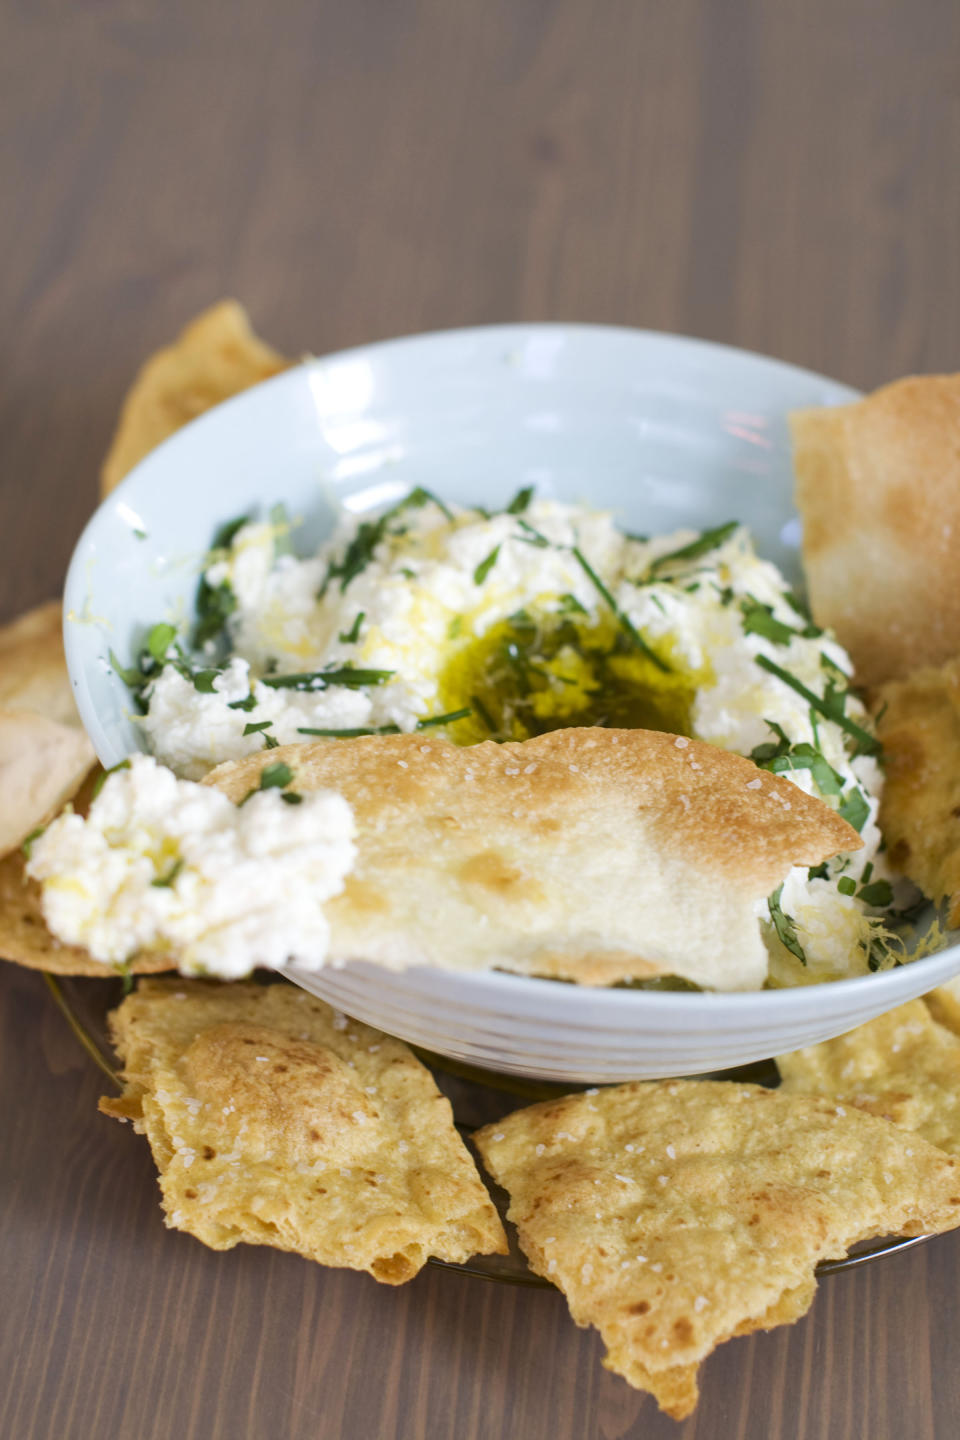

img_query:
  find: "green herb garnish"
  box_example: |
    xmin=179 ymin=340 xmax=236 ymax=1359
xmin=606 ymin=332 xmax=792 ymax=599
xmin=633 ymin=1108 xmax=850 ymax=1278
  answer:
xmin=91 ymin=759 xmax=131 ymax=800
xmin=474 ymin=545 xmax=501 ymax=585
xmin=146 ymin=623 xmax=177 ymax=663
xmin=558 ymin=593 xmax=587 ymax=616
xmin=151 ymin=858 xmax=184 ymax=888
xmin=108 ymin=651 xmax=145 ymax=689
xmin=471 ymin=693 xmax=498 ymax=735
xmin=193 ymin=579 xmax=237 ymax=650
xmin=239 ymin=760 xmax=296 ymax=806
xmin=280 ymin=791 xmax=303 ymax=805
xmin=837 ymin=876 xmax=857 ymax=896
xmin=858 ymin=879 xmax=893 ymax=908
xmin=297 ymin=724 xmax=402 ymax=738
xmin=339 ymin=611 xmax=365 ymax=645
xmin=262 ymin=666 xmax=394 ymax=691
xmin=228 ymin=692 xmax=258 ymax=712
xmin=838 ymin=786 xmax=870 ymax=833
xmin=647 ymin=521 xmax=739 ymax=576
xmin=572 ymin=546 xmax=670 ymax=673
xmin=740 ymin=600 xmax=797 ymax=647
xmin=749 ymin=721 xmax=844 ymax=796
xmin=515 ymin=518 xmax=550 ymax=548
xmin=417 ymin=707 xmax=473 ymax=728
xmin=505 ymin=486 xmax=534 ymax=514
xmin=21 ymin=825 xmax=46 ymax=860
xmin=321 ymin=487 xmax=453 ymax=595
xmin=768 ymin=884 xmax=807 ymax=964
xmin=191 ymin=669 xmax=222 ymax=694
xmin=753 ymin=654 xmax=881 ymax=758
xmin=242 ymin=721 xmax=274 ymax=737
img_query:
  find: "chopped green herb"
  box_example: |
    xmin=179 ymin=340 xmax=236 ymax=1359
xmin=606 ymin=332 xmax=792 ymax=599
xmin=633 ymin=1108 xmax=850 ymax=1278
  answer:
xmin=191 ymin=669 xmax=222 ymax=694
xmin=193 ymin=579 xmax=237 ymax=650
xmin=807 ymin=863 xmax=829 ymax=881
xmin=240 ymin=760 xmax=296 ymax=806
xmin=242 ymin=721 xmax=274 ymax=737
xmin=109 ymin=650 xmax=145 ymax=689
xmin=858 ymin=879 xmax=893 ymax=908
xmin=647 ymin=521 xmax=739 ymax=576
xmin=151 ymin=858 xmax=184 ymax=888
xmin=749 ymin=722 xmax=844 ymax=796
xmin=417 ymin=707 xmax=473 ymax=729
xmin=471 ymin=693 xmax=497 ymax=734
xmin=768 ymin=884 xmax=807 ymax=964
xmin=447 ymin=615 xmax=463 ymax=640
xmin=118 ymin=962 xmax=135 ymax=996
xmin=740 ymin=600 xmax=797 ymax=647
xmin=753 ymin=654 xmax=881 ymax=757
xmin=861 ymin=861 xmax=874 ymax=885
xmin=837 ymin=876 xmax=857 ymax=896
xmin=262 ymin=666 xmax=394 ymax=691
xmin=572 ymin=547 xmax=670 ymax=673
xmin=338 ymin=611 xmax=365 ymax=645
xmin=263 ymin=734 xmax=279 ymax=749
xmin=558 ymin=593 xmax=587 ymax=615
xmin=211 ymin=514 xmax=252 ymax=551
xmin=838 ymin=786 xmax=870 ymax=833
xmin=474 ymin=545 xmax=501 ymax=585
xmin=515 ymin=518 xmax=550 ymax=548
xmin=321 ymin=487 xmax=453 ymax=595
xmin=21 ymin=825 xmax=46 ymax=859
xmin=228 ymin=692 xmax=258 ymax=712
xmin=280 ymin=791 xmax=303 ymax=805
xmin=297 ymin=724 xmax=401 ymax=738
xmin=133 ymin=529 xmax=148 ymax=542
xmin=91 ymin=758 xmax=131 ymax=799
xmin=505 ymin=486 xmax=534 ymax=515
xmin=146 ymin=623 xmax=177 ymax=662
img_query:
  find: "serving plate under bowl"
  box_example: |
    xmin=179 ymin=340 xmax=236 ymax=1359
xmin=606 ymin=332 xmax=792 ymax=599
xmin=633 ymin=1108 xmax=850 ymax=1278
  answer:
xmin=62 ymin=324 xmax=960 ymax=1080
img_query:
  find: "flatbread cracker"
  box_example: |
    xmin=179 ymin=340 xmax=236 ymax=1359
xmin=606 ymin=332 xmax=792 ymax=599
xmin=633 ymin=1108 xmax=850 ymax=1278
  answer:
xmin=0 ymin=601 xmax=96 ymax=860
xmin=925 ymin=977 xmax=960 ymax=1036
xmin=99 ymin=978 xmax=506 ymax=1281
xmin=205 ymin=727 xmax=859 ymax=991
xmin=474 ymin=1080 xmax=960 ymax=1419
xmin=0 ymin=770 xmax=173 ymax=975
xmin=777 ymin=999 xmax=960 ymax=1155
xmin=790 ymin=374 xmax=960 ymax=687
xmin=100 ymin=301 xmax=290 ymax=497
xmin=874 ymin=656 xmax=960 ymax=927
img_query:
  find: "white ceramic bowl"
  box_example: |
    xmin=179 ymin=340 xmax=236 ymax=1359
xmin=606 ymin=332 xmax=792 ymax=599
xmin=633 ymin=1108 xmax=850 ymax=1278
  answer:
xmin=63 ymin=325 xmax=960 ymax=1081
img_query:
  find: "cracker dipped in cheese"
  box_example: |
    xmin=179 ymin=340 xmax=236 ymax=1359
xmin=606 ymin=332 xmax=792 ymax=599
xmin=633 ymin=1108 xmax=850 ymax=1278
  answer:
xmin=26 ymin=731 xmax=858 ymax=991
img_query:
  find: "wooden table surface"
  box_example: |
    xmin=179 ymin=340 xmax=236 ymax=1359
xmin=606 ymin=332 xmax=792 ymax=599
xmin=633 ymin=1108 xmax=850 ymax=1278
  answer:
xmin=3 ymin=3 xmax=960 ymax=1437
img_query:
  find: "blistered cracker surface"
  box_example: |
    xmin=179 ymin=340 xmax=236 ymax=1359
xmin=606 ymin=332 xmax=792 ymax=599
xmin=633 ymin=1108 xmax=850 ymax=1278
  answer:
xmin=101 ymin=978 xmax=506 ymax=1282
xmin=474 ymin=1079 xmax=960 ymax=1418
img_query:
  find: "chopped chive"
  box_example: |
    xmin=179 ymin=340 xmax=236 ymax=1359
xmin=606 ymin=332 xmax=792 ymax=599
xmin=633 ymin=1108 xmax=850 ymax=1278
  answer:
xmin=470 ymin=694 xmax=497 ymax=734
xmin=151 ymin=858 xmax=184 ymax=888
xmin=240 ymin=759 xmax=296 ymax=806
xmin=505 ymin=486 xmax=534 ymax=514
xmin=416 ymin=707 xmax=473 ymax=729
xmin=558 ymin=593 xmax=587 ymax=615
xmin=515 ymin=518 xmax=550 ymax=548
xmin=572 ymin=546 xmax=670 ymax=673
xmin=474 ymin=545 xmax=501 ymax=585
xmin=837 ymin=876 xmax=857 ymax=896
xmin=740 ymin=600 xmax=798 ymax=647
xmin=280 ymin=791 xmax=303 ymax=805
xmin=109 ymin=650 xmax=145 ymax=689
xmin=92 ymin=758 xmax=131 ymax=799
xmin=838 ymin=786 xmax=870 ymax=833
xmin=21 ymin=825 xmax=46 ymax=860
xmin=211 ymin=514 xmax=252 ymax=551
xmin=263 ymin=735 xmax=279 ymax=749
xmin=228 ymin=692 xmax=258 ymax=712
xmin=242 ymin=721 xmax=274 ymax=737
xmin=297 ymin=724 xmax=401 ymax=738
xmin=648 ymin=521 xmax=739 ymax=575
xmin=339 ymin=611 xmax=366 ymax=645
xmin=753 ymin=654 xmax=881 ymax=757
xmin=262 ymin=666 xmax=394 ymax=691
xmin=858 ymin=879 xmax=893 ymax=908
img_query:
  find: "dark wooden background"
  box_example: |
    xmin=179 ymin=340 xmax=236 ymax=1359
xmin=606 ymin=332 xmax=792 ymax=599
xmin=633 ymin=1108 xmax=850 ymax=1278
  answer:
xmin=2 ymin=2 xmax=960 ymax=1437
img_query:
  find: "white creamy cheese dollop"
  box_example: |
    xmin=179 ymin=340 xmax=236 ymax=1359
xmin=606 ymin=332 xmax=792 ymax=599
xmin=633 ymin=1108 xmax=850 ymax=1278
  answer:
xmin=26 ymin=754 xmax=356 ymax=978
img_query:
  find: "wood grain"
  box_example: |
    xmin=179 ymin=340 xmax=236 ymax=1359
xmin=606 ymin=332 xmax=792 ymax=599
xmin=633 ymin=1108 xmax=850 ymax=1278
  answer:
xmin=2 ymin=1 xmax=960 ymax=1436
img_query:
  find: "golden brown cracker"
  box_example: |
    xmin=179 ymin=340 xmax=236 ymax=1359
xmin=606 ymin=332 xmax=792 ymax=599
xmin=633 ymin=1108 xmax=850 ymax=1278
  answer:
xmin=100 ymin=978 xmax=506 ymax=1281
xmin=776 ymin=999 xmax=960 ymax=1155
xmin=100 ymin=301 xmax=290 ymax=497
xmin=475 ymin=1079 xmax=960 ymax=1419
xmin=791 ymin=374 xmax=960 ymax=687
xmin=874 ymin=657 xmax=960 ymax=927
xmin=205 ymin=728 xmax=859 ymax=991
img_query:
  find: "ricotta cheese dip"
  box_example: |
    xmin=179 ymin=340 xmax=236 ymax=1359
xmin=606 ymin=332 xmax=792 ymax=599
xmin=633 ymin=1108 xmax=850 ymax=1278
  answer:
xmin=116 ymin=487 xmax=894 ymax=985
xmin=26 ymin=754 xmax=356 ymax=978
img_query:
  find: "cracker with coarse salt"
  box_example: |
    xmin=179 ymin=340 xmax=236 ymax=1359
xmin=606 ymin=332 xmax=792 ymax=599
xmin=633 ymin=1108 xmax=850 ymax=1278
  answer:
xmin=776 ymin=999 xmax=960 ymax=1156
xmin=205 ymin=727 xmax=860 ymax=992
xmin=474 ymin=1079 xmax=960 ymax=1419
xmin=99 ymin=978 xmax=506 ymax=1282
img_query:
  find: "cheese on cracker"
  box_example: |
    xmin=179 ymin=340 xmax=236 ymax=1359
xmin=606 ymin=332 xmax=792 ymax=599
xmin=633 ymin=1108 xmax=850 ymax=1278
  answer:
xmin=100 ymin=978 xmax=506 ymax=1281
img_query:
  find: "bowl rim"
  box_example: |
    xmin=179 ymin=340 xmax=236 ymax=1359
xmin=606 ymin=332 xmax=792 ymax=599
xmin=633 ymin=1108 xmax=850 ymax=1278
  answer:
xmin=64 ymin=321 xmax=960 ymax=1007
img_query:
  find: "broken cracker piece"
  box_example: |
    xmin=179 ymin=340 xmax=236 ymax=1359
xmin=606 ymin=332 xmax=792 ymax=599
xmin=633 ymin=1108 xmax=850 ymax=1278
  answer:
xmin=776 ymin=999 xmax=960 ymax=1156
xmin=205 ymin=727 xmax=859 ymax=991
xmin=474 ymin=1079 xmax=960 ymax=1419
xmin=791 ymin=374 xmax=960 ymax=687
xmin=100 ymin=300 xmax=290 ymax=497
xmin=874 ymin=656 xmax=960 ymax=928
xmin=99 ymin=978 xmax=506 ymax=1281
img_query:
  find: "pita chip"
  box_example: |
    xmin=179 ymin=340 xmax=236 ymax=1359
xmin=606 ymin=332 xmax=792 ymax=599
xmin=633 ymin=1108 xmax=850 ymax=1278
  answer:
xmin=99 ymin=978 xmax=506 ymax=1281
xmin=873 ymin=656 xmax=960 ymax=927
xmin=205 ymin=727 xmax=859 ymax=990
xmin=100 ymin=300 xmax=290 ymax=497
xmin=791 ymin=374 xmax=960 ymax=687
xmin=777 ymin=999 xmax=960 ymax=1156
xmin=475 ymin=1079 xmax=960 ymax=1418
